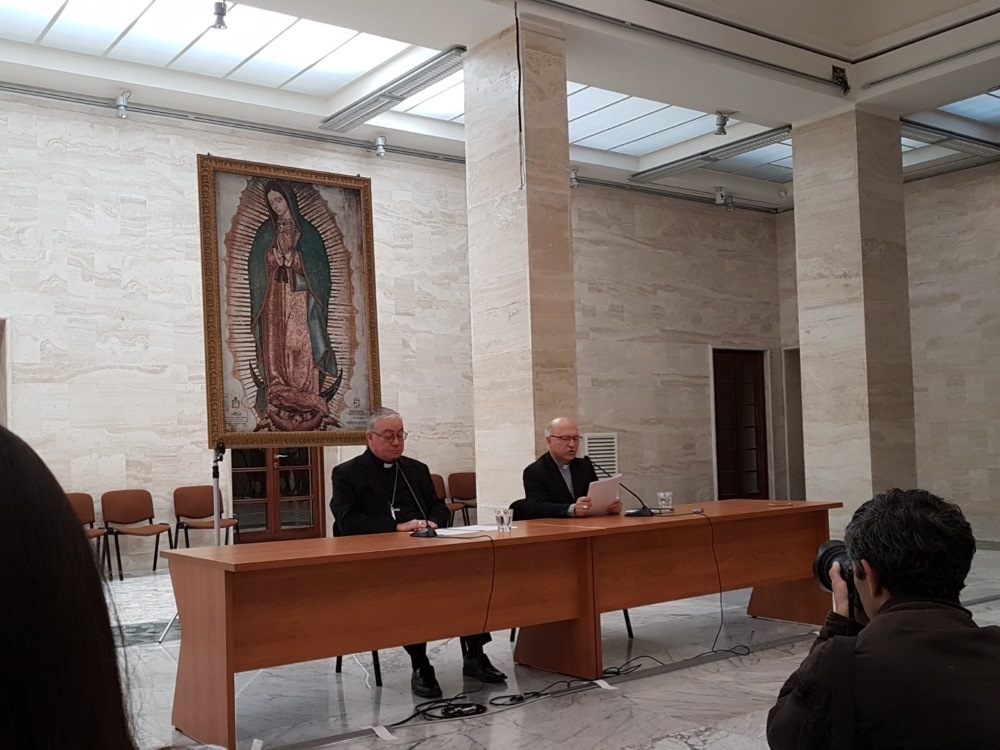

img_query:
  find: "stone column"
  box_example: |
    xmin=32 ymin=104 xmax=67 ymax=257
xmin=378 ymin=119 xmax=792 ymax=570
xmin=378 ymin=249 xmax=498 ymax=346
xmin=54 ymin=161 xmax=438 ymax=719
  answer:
xmin=464 ymin=17 xmax=576 ymax=515
xmin=792 ymin=110 xmax=917 ymax=518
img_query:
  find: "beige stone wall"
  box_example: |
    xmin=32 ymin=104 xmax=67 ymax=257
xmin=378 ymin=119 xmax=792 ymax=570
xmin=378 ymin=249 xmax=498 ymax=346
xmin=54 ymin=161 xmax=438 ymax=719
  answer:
xmin=572 ymin=185 xmax=785 ymax=504
xmin=906 ymin=162 xmax=1000 ymax=541
xmin=0 ymin=93 xmax=474 ymax=570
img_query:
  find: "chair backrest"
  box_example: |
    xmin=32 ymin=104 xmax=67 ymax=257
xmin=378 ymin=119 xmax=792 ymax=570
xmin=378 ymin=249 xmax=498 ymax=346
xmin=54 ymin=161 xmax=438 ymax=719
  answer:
xmin=509 ymin=498 xmax=528 ymax=521
xmin=430 ymin=473 xmax=447 ymax=502
xmin=66 ymin=492 xmax=96 ymax=526
xmin=448 ymin=472 xmax=476 ymax=502
xmin=101 ymin=489 xmax=155 ymax=526
xmin=173 ymin=485 xmax=215 ymax=520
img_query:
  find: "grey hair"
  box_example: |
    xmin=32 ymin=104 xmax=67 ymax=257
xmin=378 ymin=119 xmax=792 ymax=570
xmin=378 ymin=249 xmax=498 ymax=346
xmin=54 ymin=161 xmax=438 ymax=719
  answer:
xmin=367 ymin=408 xmax=401 ymax=432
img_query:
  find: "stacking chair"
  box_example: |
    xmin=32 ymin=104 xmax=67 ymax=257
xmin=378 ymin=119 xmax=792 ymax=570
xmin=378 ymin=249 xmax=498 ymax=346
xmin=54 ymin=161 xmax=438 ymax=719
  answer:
xmin=507 ymin=499 xmax=634 ymax=641
xmin=101 ymin=489 xmax=173 ymax=581
xmin=331 ymin=521 xmax=382 ymax=686
xmin=447 ymin=471 xmax=477 ymax=526
xmin=173 ymin=485 xmax=240 ymax=547
xmin=432 ymin=473 xmax=465 ymax=527
xmin=66 ymin=492 xmax=111 ymax=576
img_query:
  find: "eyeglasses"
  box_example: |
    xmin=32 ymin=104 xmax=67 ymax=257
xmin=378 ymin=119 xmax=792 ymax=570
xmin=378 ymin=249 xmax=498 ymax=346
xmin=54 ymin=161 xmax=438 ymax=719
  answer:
xmin=372 ymin=430 xmax=408 ymax=442
xmin=548 ymin=435 xmax=582 ymax=444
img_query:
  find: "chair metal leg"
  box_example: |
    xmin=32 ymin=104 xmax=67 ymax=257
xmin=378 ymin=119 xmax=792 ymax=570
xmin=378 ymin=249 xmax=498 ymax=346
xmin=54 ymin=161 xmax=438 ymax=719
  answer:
xmin=225 ymin=526 xmax=230 ymax=545
xmin=462 ymin=506 xmax=471 ymax=525
xmin=112 ymin=532 xmax=123 ymax=581
xmin=153 ymin=533 xmax=161 ymax=573
xmin=234 ymin=523 xmax=241 ymax=544
xmin=103 ymin=535 xmax=112 ymax=578
xmin=372 ymin=651 xmax=382 ymax=687
xmin=623 ymin=608 xmax=634 ymax=639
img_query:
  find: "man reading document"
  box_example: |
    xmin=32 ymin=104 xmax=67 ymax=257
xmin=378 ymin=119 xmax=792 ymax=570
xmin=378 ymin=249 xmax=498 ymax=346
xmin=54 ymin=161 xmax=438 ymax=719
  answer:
xmin=522 ymin=417 xmax=623 ymax=519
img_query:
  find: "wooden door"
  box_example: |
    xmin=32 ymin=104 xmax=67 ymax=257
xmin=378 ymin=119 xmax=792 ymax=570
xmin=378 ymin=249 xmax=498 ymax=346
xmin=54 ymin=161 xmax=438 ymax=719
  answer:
xmin=713 ymin=349 xmax=769 ymax=499
xmin=230 ymin=447 xmax=324 ymax=542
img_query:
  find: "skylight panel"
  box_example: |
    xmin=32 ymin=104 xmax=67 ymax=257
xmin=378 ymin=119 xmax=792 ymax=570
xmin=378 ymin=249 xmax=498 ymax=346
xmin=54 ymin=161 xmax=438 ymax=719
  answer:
xmin=901 ymin=137 xmax=930 ymax=149
xmin=282 ymin=33 xmax=408 ymax=96
xmin=939 ymin=93 xmax=1000 ymax=125
xmin=0 ymin=0 xmax=64 ymax=43
xmin=738 ymin=163 xmax=793 ymax=181
xmin=393 ymin=70 xmax=462 ymax=112
xmin=171 ymin=4 xmax=295 ymax=77
xmin=403 ymin=80 xmax=464 ymax=120
xmin=576 ymin=105 xmax=704 ymax=150
xmin=566 ymin=81 xmax=586 ymax=95
xmin=40 ymin=0 xmax=150 ymax=55
xmin=569 ymin=97 xmax=666 ymax=142
xmin=227 ymin=19 xmax=356 ymax=87
xmin=108 ymin=0 xmax=220 ymax=67
xmin=613 ymin=114 xmax=717 ymax=156
xmin=567 ymin=86 xmax=628 ymax=120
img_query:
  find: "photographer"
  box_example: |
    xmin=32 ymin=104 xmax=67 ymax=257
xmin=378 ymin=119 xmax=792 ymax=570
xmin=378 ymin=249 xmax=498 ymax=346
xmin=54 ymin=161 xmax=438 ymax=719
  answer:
xmin=767 ymin=489 xmax=1000 ymax=749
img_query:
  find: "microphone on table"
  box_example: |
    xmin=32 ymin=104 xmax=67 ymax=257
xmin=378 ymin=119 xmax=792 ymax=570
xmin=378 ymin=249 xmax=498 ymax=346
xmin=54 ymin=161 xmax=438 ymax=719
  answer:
xmin=395 ymin=463 xmax=439 ymax=538
xmin=586 ymin=456 xmax=656 ymax=517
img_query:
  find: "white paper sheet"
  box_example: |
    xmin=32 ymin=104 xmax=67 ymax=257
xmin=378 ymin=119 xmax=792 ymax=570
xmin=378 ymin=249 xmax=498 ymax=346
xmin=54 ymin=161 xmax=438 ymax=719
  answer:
xmin=587 ymin=475 xmax=621 ymax=514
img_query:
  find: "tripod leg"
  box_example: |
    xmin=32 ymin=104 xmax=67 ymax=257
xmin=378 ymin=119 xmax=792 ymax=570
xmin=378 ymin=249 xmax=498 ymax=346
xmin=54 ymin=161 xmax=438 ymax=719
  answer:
xmin=158 ymin=611 xmax=179 ymax=643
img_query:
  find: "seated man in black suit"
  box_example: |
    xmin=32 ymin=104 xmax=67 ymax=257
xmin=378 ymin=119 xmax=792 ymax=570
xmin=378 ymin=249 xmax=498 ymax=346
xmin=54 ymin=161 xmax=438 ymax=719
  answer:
xmin=331 ymin=407 xmax=506 ymax=698
xmin=523 ymin=417 xmax=623 ymax=519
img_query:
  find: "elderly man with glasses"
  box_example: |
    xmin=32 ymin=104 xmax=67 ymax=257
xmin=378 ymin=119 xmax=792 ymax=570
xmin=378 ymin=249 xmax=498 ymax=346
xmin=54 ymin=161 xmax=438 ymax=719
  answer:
xmin=522 ymin=417 xmax=623 ymax=519
xmin=331 ymin=407 xmax=506 ymax=698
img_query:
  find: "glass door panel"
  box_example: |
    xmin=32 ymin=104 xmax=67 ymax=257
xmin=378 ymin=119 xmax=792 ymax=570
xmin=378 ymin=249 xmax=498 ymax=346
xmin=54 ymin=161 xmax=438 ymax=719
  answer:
xmin=230 ymin=446 xmax=324 ymax=542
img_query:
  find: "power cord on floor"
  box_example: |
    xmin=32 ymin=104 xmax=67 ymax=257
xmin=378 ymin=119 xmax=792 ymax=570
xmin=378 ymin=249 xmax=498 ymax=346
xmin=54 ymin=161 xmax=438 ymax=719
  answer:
xmin=691 ymin=511 xmax=751 ymax=659
xmin=602 ymin=654 xmax=667 ymax=677
xmin=390 ymin=693 xmax=488 ymax=726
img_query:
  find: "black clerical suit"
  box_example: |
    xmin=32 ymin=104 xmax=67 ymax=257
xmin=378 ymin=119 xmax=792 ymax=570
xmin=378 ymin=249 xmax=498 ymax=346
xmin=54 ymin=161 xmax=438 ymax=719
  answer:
xmin=331 ymin=448 xmax=490 ymax=665
xmin=522 ymin=452 xmax=598 ymax=519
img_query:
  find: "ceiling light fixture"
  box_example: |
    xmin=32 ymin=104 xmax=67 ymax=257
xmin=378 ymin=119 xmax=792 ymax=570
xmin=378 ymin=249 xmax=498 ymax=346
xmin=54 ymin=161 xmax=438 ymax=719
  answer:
xmin=570 ymin=168 xmax=579 ymax=188
xmin=373 ymin=135 xmax=387 ymax=157
xmin=714 ymin=111 xmax=729 ymax=136
xmin=630 ymin=126 xmax=792 ymax=183
xmin=320 ymin=45 xmax=467 ymax=132
xmin=213 ymin=2 xmax=227 ymax=30
xmin=724 ymin=194 xmax=736 ymax=212
xmin=714 ymin=187 xmax=726 ymax=205
xmin=116 ymin=90 xmax=131 ymax=118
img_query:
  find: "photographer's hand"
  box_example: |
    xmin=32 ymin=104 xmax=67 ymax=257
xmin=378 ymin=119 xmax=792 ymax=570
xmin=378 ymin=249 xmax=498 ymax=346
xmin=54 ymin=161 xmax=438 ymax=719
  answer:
xmin=830 ymin=561 xmax=851 ymax=617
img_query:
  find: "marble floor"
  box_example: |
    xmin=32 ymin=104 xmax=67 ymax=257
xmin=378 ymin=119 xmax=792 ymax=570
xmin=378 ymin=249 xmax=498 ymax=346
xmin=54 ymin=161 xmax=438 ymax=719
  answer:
xmin=110 ymin=551 xmax=1000 ymax=750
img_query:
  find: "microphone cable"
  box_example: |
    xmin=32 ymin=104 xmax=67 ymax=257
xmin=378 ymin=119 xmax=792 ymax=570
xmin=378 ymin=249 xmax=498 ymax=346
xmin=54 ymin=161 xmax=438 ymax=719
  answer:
xmin=690 ymin=510 xmax=751 ymax=659
xmin=389 ymin=530 xmax=499 ymax=726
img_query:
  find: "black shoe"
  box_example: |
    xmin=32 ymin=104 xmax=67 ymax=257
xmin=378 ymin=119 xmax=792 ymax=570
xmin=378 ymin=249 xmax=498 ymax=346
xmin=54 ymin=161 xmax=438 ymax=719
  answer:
xmin=462 ymin=653 xmax=507 ymax=683
xmin=411 ymin=665 xmax=442 ymax=698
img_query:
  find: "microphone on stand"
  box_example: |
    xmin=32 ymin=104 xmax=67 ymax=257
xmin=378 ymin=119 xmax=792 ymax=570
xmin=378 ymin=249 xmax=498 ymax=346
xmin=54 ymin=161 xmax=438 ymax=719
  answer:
xmin=586 ymin=456 xmax=656 ymax=517
xmin=395 ymin=463 xmax=439 ymax=537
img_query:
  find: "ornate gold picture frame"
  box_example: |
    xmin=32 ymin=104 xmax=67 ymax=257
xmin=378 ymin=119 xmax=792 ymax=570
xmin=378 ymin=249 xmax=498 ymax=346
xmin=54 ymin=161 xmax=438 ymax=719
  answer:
xmin=197 ymin=155 xmax=380 ymax=447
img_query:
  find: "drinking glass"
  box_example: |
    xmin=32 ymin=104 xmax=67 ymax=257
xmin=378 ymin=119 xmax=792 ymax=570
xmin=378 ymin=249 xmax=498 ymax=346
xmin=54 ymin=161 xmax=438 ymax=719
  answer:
xmin=494 ymin=508 xmax=514 ymax=532
xmin=656 ymin=491 xmax=674 ymax=513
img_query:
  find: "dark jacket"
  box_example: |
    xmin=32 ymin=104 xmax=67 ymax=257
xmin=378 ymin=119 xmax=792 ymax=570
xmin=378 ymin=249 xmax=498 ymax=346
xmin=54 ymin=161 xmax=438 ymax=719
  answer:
xmin=767 ymin=596 xmax=1000 ymax=749
xmin=331 ymin=449 xmax=449 ymax=535
xmin=522 ymin=453 xmax=598 ymax=519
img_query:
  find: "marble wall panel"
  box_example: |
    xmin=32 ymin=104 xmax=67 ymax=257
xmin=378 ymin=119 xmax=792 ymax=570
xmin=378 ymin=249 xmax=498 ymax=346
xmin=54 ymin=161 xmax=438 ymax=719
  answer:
xmin=0 ymin=92 xmax=474 ymax=572
xmin=906 ymin=161 xmax=1000 ymax=541
xmin=572 ymin=184 xmax=784 ymax=505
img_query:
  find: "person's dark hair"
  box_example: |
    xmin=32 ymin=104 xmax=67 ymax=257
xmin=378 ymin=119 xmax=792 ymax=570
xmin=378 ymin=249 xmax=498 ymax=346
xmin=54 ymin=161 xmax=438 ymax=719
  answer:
xmin=845 ymin=488 xmax=975 ymax=601
xmin=0 ymin=426 xmax=137 ymax=749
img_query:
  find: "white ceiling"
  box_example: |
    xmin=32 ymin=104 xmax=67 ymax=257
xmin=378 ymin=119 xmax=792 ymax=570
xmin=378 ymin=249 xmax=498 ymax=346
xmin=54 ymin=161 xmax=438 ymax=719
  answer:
xmin=1 ymin=0 xmax=1000 ymax=209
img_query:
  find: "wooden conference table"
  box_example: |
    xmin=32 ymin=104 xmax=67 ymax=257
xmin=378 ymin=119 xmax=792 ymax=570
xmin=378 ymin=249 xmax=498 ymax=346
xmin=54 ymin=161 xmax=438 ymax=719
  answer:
xmin=162 ymin=499 xmax=839 ymax=748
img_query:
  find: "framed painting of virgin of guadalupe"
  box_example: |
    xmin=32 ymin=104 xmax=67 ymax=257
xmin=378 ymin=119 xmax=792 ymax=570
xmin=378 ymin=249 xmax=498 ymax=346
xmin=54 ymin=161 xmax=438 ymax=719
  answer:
xmin=197 ymin=155 xmax=380 ymax=447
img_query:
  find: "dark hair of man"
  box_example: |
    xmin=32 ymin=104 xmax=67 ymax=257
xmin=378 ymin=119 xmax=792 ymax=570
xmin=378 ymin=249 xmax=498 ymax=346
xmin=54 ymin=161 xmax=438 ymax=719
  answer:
xmin=844 ymin=488 xmax=975 ymax=602
xmin=0 ymin=426 xmax=137 ymax=749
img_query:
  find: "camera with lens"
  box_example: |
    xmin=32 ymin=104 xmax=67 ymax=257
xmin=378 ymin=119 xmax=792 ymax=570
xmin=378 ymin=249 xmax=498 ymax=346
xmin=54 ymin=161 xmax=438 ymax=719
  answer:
xmin=814 ymin=540 xmax=860 ymax=618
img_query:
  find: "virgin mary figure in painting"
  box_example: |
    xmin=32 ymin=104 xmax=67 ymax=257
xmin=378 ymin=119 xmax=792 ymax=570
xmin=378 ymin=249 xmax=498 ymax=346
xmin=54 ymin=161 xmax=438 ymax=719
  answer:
xmin=248 ymin=180 xmax=342 ymax=431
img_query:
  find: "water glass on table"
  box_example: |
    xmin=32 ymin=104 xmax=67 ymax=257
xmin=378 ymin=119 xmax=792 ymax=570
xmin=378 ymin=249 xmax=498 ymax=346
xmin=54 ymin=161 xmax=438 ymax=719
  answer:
xmin=656 ymin=491 xmax=674 ymax=513
xmin=494 ymin=508 xmax=514 ymax=532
